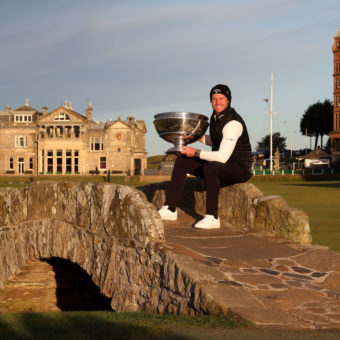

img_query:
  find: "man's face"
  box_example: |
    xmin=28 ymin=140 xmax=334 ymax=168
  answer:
xmin=211 ymin=94 xmax=229 ymax=114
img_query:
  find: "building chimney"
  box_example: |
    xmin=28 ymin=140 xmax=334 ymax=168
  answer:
xmin=127 ymin=115 xmax=135 ymax=127
xmin=64 ymin=100 xmax=68 ymax=108
xmin=42 ymin=106 xmax=48 ymax=115
xmin=5 ymin=104 xmax=10 ymax=111
xmin=136 ymin=120 xmax=146 ymax=132
xmin=25 ymin=98 xmax=29 ymax=106
xmin=86 ymin=102 xmax=93 ymax=121
xmin=69 ymin=101 xmax=73 ymax=110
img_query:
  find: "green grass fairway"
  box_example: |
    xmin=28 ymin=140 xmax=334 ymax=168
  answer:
xmin=0 ymin=311 xmax=339 ymax=340
xmin=0 ymin=311 xmax=253 ymax=340
xmin=251 ymin=179 xmax=340 ymax=252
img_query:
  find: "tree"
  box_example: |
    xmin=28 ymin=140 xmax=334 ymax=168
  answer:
xmin=256 ymin=132 xmax=287 ymax=152
xmin=300 ymin=99 xmax=333 ymax=149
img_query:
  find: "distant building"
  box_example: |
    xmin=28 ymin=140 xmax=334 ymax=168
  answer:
xmin=297 ymin=149 xmax=331 ymax=168
xmin=331 ymin=27 xmax=340 ymax=168
xmin=0 ymin=99 xmax=147 ymax=176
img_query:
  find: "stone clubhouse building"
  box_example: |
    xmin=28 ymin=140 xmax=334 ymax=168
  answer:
xmin=0 ymin=99 xmax=147 ymax=176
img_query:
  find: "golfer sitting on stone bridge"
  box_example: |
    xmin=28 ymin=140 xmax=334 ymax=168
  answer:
xmin=158 ymin=84 xmax=253 ymax=229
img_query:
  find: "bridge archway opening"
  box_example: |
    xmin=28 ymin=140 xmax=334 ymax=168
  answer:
xmin=43 ymin=257 xmax=112 ymax=311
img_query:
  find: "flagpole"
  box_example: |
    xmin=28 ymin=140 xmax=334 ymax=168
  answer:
xmin=269 ymin=72 xmax=274 ymax=172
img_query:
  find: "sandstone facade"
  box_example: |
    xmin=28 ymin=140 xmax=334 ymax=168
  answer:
xmin=0 ymin=100 xmax=147 ymax=176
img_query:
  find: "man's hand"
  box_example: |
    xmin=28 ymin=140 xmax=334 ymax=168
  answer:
xmin=181 ymin=146 xmax=197 ymax=157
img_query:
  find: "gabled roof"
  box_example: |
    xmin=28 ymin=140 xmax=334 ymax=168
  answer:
xmin=106 ymin=118 xmax=130 ymax=129
xmin=13 ymin=105 xmax=40 ymax=113
xmin=13 ymin=99 xmax=40 ymax=113
xmin=298 ymin=149 xmax=332 ymax=159
xmin=38 ymin=106 xmax=87 ymax=123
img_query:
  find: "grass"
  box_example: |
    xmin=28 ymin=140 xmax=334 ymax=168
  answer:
xmin=250 ymin=177 xmax=340 ymax=252
xmin=0 ymin=175 xmax=148 ymax=188
xmin=0 ymin=311 xmax=340 ymax=340
xmin=0 ymin=311 xmax=253 ymax=340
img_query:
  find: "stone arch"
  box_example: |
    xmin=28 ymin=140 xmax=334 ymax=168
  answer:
xmin=0 ymin=181 xmax=167 ymax=312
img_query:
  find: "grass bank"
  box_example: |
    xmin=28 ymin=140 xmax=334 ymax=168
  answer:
xmin=250 ymin=178 xmax=340 ymax=252
xmin=1 ymin=311 xmax=340 ymax=340
xmin=0 ymin=311 xmax=253 ymax=340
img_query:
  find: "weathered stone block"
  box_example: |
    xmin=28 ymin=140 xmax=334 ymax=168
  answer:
xmin=139 ymin=179 xmax=311 ymax=244
xmin=0 ymin=187 xmax=28 ymax=227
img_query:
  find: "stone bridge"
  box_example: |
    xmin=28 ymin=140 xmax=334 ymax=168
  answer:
xmin=1 ymin=180 xmax=340 ymax=328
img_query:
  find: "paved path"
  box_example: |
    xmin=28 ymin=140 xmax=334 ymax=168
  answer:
xmin=163 ymin=210 xmax=340 ymax=329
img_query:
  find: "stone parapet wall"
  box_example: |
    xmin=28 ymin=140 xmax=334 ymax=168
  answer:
xmin=139 ymin=178 xmax=312 ymax=244
xmin=0 ymin=181 xmax=226 ymax=315
xmin=0 ymin=180 xmax=312 ymax=316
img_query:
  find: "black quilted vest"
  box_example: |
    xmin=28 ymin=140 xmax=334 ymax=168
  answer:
xmin=209 ymin=106 xmax=252 ymax=167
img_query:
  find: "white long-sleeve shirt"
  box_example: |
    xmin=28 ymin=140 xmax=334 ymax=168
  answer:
xmin=200 ymin=120 xmax=243 ymax=163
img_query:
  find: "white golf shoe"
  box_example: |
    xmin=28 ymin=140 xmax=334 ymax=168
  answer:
xmin=194 ymin=215 xmax=220 ymax=229
xmin=157 ymin=205 xmax=177 ymax=221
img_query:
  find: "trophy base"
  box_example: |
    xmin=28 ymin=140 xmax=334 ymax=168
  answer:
xmin=166 ymin=146 xmax=183 ymax=155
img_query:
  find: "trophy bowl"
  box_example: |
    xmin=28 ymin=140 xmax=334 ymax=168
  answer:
xmin=153 ymin=112 xmax=209 ymax=154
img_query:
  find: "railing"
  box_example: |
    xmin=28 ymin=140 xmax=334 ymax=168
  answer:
xmin=252 ymin=168 xmax=340 ymax=176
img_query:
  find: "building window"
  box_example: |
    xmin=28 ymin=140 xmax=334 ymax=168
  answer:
xmin=90 ymin=137 xmax=103 ymax=151
xmin=15 ymin=115 xmax=32 ymax=122
xmin=100 ymin=157 xmax=106 ymax=169
xmin=66 ymin=150 xmax=72 ymax=172
xmin=57 ymin=150 xmax=62 ymax=172
xmin=29 ymin=157 xmax=33 ymax=170
xmin=74 ymin=150 xmax=79 ymax=172
xmin=56 ymin=126 xmax=64 ymax=137
xmin=46 ymin=126 xmax=53 ymax=137
xmin=41 ymin=150 xmax=44 ymax=173
xmin=9 ymin=157 xmax=13 ymax=170
xmin=54 ymin=112 xmax=70 ymax=121
xmin=117 ymin=148 xmax=121 ymax=152
xmin=47 ymin=150 xmax=53 ymax=173
xmin=74 ymin=126 xmax=80 ymax=138
xmin=15 ymin=136 xmax=27 ymax=148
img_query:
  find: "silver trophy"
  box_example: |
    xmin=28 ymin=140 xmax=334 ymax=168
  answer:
xmin=153 ymin=112 xmax=209 ymax=154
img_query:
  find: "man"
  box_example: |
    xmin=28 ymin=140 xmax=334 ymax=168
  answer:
xmin=158 ymin=84 xmax=253 ymax=229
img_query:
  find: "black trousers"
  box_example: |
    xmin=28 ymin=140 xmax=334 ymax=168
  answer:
xmin=165 ymin=156 xmax=252 ymax=218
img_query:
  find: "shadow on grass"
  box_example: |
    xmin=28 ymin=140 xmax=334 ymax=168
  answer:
xmin=0 ymin=312 xmax=163 ymax=340
xmin=0 ymin=312 xmax=339 ymax=340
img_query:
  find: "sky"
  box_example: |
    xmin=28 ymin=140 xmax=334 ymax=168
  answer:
xmin=0 ymin=0 xmax=339 ymax=156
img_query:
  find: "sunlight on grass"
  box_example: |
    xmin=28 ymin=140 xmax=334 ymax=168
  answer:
xmin=251 ymin=179 xmax=340 ymax=252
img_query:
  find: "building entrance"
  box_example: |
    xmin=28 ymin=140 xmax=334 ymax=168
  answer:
xmin=134 ymin=159 xmax=141 ymax=175
xmin=18 ymin=157 xmax=24 ymax=174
